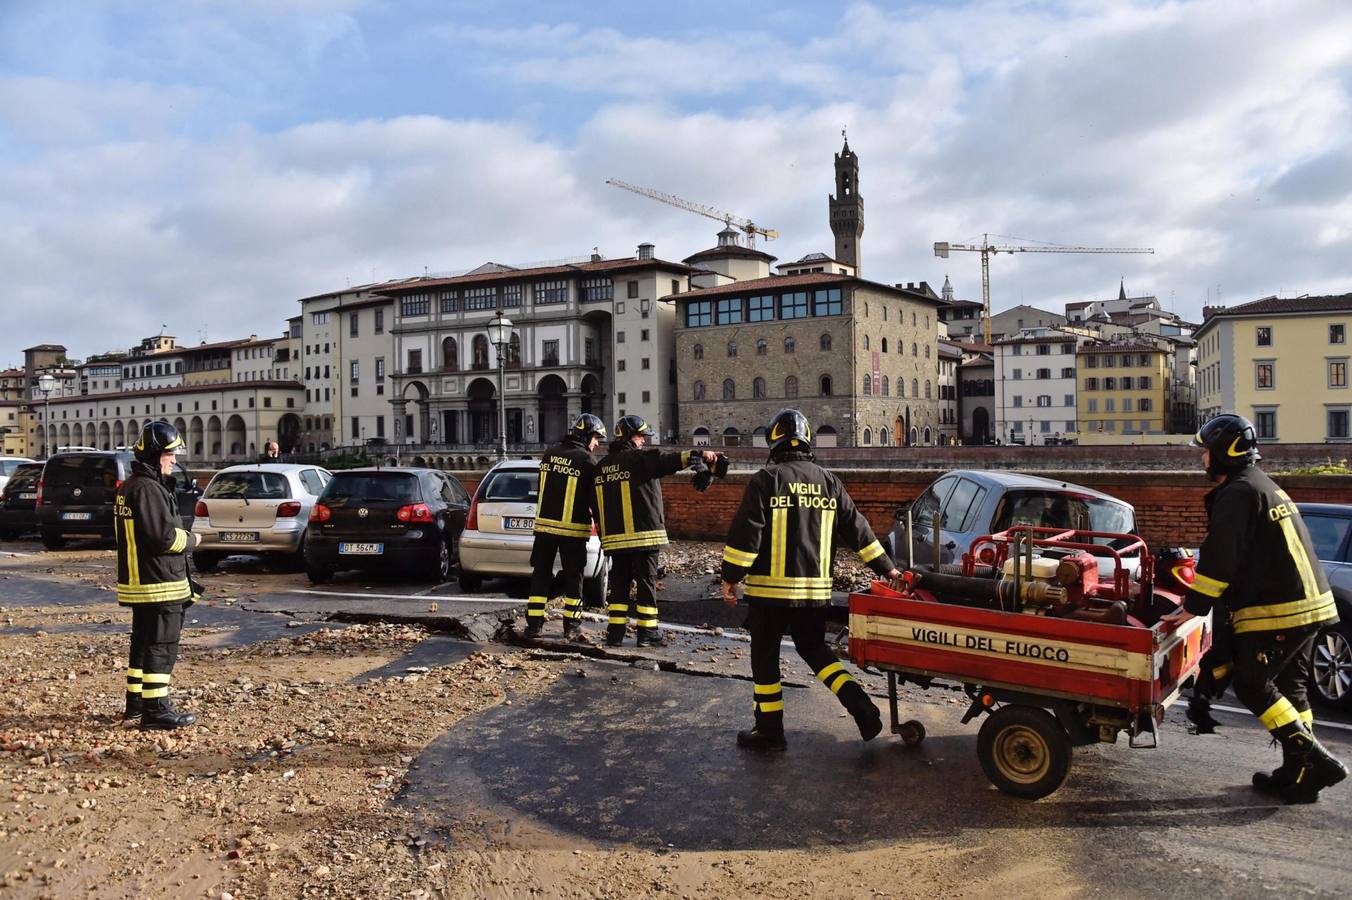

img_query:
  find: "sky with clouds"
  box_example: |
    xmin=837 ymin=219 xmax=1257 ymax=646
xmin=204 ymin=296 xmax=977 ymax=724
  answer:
xmin=3 ymin=0 xmax=1352 ymax=362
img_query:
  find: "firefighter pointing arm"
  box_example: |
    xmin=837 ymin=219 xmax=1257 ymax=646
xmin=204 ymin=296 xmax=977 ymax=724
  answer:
xmin=720 ymin=409 xmax=899 ymax=751
xmin=1162 ymin=413 xmax=1345 ymax=803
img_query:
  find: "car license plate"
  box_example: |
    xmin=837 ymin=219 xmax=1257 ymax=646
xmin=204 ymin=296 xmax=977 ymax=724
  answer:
xmin=61 ymin=512 xmax=92 ymax=521
xmin=504 ymin=517 xmax=535 ymax=531
xmin=220 ymin=531 xmax=260 ymax=543
xmin=19 ymin=492 xmax=36 ymax=500
xmin=339 ymin=542 xmax=384 ymax=555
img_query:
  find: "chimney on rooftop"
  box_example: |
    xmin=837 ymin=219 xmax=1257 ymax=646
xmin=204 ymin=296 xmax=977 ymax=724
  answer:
xmin=637 ymin=242 xmax=655 ymax=260
xmin=1202 ymin=305 xmax=1226 ymax=320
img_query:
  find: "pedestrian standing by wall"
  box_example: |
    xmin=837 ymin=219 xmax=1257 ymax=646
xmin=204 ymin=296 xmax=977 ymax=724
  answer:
xmin=595 ymin=416 xmax=717 ymax=647
xmin=525 ymin=414 xmax=606 ymax=640
xmin=721 ymin=409 xmax=900 ymax=751
xmin=1163 ymin=413 xmax=1345 ymax=803
xmin=116 ymin=421 xmax=201 ymax=730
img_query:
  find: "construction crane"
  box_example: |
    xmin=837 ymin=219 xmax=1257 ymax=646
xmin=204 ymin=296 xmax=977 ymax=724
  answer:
xmin=606 ymin=178 xmax=779 ymax=247
xmin=934 ymin=235 xmax=1154 ymax=345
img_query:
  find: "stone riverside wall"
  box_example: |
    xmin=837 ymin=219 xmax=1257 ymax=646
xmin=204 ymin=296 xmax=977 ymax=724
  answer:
xmin=446 ymin=468 xmax=1352 ymax=552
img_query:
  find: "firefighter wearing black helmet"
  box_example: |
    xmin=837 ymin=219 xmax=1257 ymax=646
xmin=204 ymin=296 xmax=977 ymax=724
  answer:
xmin=115 ymin=421 xmax=201 ymax=730
xmin=721 ymin=409 xmax=900 ymax=751
xmin=525 ymin=414 xmax=607 ymax=640
xmin=1163 ymin=412 xmax=1345 ymax=803
xmin=595 ymin=415 xmax=718 ymax=647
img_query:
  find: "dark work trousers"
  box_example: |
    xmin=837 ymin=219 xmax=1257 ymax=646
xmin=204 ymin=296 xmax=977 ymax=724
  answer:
xmin=128 ymin=601 xmax=185 ymax=703
xmin=606 ymin=549 xmax=660 ymax=643
xmin=1231 ymin=625 xmax=1319 ymax=735
xmin=1194 ymin=599 xmax=1235 ymax=700
xmin=746 ymin=603 xmax=871 ymax=734
xmin=527 ymin=533 xmax=588 ymax=626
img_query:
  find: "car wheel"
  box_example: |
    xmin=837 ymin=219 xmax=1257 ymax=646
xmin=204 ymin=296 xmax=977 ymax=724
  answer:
xmin=40 ymin=530 xmax=66 ymax=551
xmin=459 ymin=571 xmax=483 ymax=593
xmin=1311 ymin=623 xmax=1352 ymax=710
xmin=0 ymin=530 xmax=18 ymax=542
xmin=425 ymin=539 xmax=451 ymax=583
xmin=193 ymin=551 xmax=222 ymax=573
xmin=306 ymin=563 xmax=333 ymax=584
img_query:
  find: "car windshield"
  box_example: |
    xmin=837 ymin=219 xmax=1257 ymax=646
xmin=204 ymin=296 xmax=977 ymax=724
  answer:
xmin=1303 ymin=513 xmax=1351 ymax=562
xmin=8 ymin=465 xmax=43 ymax=490
xmin=323 ymin=473 xmax=421 ymax=504
xmin=206 ymin=471 xmax=293 ymax=500
xmin=992 ymin=489 xmax=1136 ymax=548
xmin=478 ymin=469 xmax=539 ymax=504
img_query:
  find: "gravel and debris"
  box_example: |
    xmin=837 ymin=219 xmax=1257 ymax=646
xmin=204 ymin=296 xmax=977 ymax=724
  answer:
xmin=660 ymin=540 xmax=880 ymax=592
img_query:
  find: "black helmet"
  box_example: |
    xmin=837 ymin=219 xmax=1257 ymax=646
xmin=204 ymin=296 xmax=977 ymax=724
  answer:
xmin=767 ymin=408 xmax=812 ymax=454
xmin=615 ymin=415 xmax=653 ymax=441
xmin=133 ymin=420 xmax=184 ymax=464
xmin=1191 ymin=413 xmax=1260 ymax=475
xmin=568 ymin=413 xmax=607 ymax=443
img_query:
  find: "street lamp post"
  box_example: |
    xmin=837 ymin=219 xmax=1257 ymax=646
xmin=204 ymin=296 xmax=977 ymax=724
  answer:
xmin=486 ymin=311 xmax=515 ymax=460
xmin=37 ymin=373 xmax=56 ymax=458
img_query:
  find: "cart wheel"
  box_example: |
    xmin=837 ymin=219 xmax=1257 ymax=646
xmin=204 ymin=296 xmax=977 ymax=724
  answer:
xmin=976 ymin=706 xmax=1072 ymax=800
xmin=898 ymin=719 xmax=926 ymax=746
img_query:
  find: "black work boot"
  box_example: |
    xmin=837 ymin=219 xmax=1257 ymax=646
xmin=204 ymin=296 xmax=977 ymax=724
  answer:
xmin=1187 ymin=693 xmax=1222 ymax=734
xmin=1280 ymin=733 xmax=1348 ymax=804
xmin=1253 ymin=740 xmax=1298 ymax=795
xmin=636 ymin=627 xmax=669 ymax=648
xmin=523 ymin=618 xmax=543 ymax=639
xmin=562 ymin=620 xmax=586 ymax=642
xmin=839 ymin=681 xmax=884 ymax=741
xmin=140 ymin=698 xmax=197 ymax=731
xmin=737 ymin=711 xmax=787 ymax=751
xmin=122 ymin=693 xmax=142 ymax=721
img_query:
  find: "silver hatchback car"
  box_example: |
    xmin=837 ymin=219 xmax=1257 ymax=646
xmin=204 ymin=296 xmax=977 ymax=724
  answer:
xmin=191 ymin=463 xmax=332 ymax=570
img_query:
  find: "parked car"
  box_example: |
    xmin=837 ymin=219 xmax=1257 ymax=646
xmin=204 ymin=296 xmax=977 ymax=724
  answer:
xmin=457 ymin=459 xmax=609 ymax=604
xmin=0 ymin=457 xmax=37 ymax=495
xmin=1294 ymin=503 xmax=1352 ymax=710
xmin=304 ymin=467 xmax=469 ymax=583
xmin=887 ymin=470 xmax=1140 ymax=577
xmin=191 ymin=464 xmax=333 ymax=571
xmin=0 ymin=462 xmax=44 ymax=540
xmin=36 ymin=451 xmax=199 ymax=549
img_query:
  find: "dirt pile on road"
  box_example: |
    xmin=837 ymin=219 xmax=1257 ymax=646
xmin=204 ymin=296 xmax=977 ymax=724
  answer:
xmin=661 ymin=540 xmax=881 ymax=592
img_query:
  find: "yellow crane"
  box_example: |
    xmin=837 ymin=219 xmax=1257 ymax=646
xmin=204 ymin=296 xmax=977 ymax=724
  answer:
xmin=607 ymin=178 xmax=779 ymax=248
xmin=934 ymin=235 xmax=1155 ymax=345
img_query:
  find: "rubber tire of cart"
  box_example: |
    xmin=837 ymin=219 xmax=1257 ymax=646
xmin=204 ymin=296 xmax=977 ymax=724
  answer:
xmin=976 ymin=705 xmax=1072 ymax=800
xmin=898 ymin=720 xmax=926 ymax=746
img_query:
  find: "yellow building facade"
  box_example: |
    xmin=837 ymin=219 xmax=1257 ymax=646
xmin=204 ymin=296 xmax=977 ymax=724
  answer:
xmin=1196 ymin=294 xmax=1352 ymax=443
xmin=1076 ymin=343 xmax=1171 ymax=436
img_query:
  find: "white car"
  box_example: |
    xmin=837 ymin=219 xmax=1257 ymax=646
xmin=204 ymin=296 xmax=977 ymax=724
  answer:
xmin=0 ymin=458 xmax=36 ymax=495
xmin=191 ymin=463 xmax=332 ymax=569
xmin=458 ymin=459 xmax=608 ymax=604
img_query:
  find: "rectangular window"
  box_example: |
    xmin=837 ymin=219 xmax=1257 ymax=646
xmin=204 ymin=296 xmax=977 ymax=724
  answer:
xmin=617 ymin=392 xmax=626 ymax=404
xmin=1329 ymin=408 xmax=1350 ymax=440
xmin=408 ymin=349 xmax=422 ymax=374
xmin=1085 ymin=356 xmax=1098 ymax=368
xmin=1256 ymin=409 xmax=1277 ymax=439
xmin=1040 ymin=420 xmax=1052 ymax=433
xmin=671 ymin=279 xmax=680 ymax=296
xmin=641 ymin=329 xmax=649 ymax=341
xmin=1036 ymin=344 xmax=1050 ymax=356
xmin=349 ymin=313 xmax=359 ymax=337
xmin=1255 ymin=361 xmax=1275 ymax=390
xmin=464 ymin=286 xmax=496 ymax=310
xmin=1139 ymin=354 xmax=1151 ymax=367
xmin=352 ymin=417 xmax=359 ymax=438
xmin=1084 ymin=377 xmax=1098 ymax=390
xmin=1036 ymin=395 xmax=1051 ymax=407
xmin=1139 ymin=398 xmax=1152 ymax=412
xmin=502 ymin=284 xmax=522 ymax=307
xmin=780 ymin=291 xmax=809 ymax=319
xmin=1120 ymin=354 xmax=1132 ymax=367
xmin=311 ymin=311 xmax=329 ymax=325
xmin=617 ymin=360 xmax=626 ymax=371
xmin=1123 ymin=398 xmax=1133 ymax=412
xmin=628 ymin=281 xmax=639 ymax=299
xmin=686 ymin=301 xmax=713 ymax=327
xmin=585 ymin=338 xmax=596 ymax=366
xmin=1332 ymin=324 xmax=1346 ymax=344
xmin=1013 ymin=395 xmax=1023 ymax=407
xmin=535 ymin=280 xmax=567 ymax=305
xmin=1061 ymin=367 xmax=1074 ymax=378
xmin=812 ymin=288 xmax=842 ymax=316
xmin=716 ymin=298 xmax=742 ymax=325
xmin=1256 ymin=326 xmax=1272 ymax=346
xmin=641 ymin=390 xmax=650 ymax=403
xmin=376 ymin=416 xmax=385 ymax=438
xmin=1139 ymin=376 xmax=1151 ymax=390
xmin=1104 ymin=377 xmax=1116 ymax=390
xmin=1036 ymin=368 xmax=1051 ymax=379
xmin=748 ymin=295 xmax=775 ymax=322
xmin=1331 ymin=359 xmax=1348 ymax=388
xmin=542 ymin=340 xmax=560 ymax=366
xmin=350 ymin=360 xmax=359 ymax=383
xmin=401 ymin=295 xmax=430 ymax=317
xmin=616 ymin=331 xmax=625 ymax=344
xmin=1088 ymin=398 xmax=1098 ymax=412
xmin=641 ymin=358 xmax=650 ymax=370
xmin=373 ymin=309 xmax=384 ymax=334
xmin=1121 ymin=376 xmax=1133 ymax=390
xmin=1064 ymin=394 xmax=1074 ymax=406
xmin=375 ymin=357 xmax=385 ymax=382
xmin=439 ymin=292 xmax=458 ymax=314
xmin=581 ymin=278 xmax=613 ymax=302
xmin=1105 ymin=398 xmax=1116 ymax=412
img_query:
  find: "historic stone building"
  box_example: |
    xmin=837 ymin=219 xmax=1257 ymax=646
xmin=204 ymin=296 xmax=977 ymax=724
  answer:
xmin=674 ymin=273 xmax=946 ymax=447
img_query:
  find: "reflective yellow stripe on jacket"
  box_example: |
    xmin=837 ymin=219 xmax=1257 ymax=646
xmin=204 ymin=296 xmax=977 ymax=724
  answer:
xmin=1233 ymin=592 xmax=1338 ymax=634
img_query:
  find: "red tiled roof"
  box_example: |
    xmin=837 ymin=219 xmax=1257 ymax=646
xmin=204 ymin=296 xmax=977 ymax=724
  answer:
xmin=684 ymin=245 xmax=778 ymax=265
xmin=1077 ymin=343 xmax=1165 ymax=354
xmin=672 ymin=272 xmax=947 ymax=303
xmin=1206 ymin=292 xmax=1352 ymax=318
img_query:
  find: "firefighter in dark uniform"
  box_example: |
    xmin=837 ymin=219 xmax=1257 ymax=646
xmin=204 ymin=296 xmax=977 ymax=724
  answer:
xmin=525 ymin=414 xmax=607 ymax=640
xmin=116 ymin=421 xmax=201 ymax=730
xmin=1163 ymin=413 xmax=1346 ymax=803
xmin=721 ymin=409 xmax=900 ymax=751
xmin=595 ymin=415 xmax=718 ymax=647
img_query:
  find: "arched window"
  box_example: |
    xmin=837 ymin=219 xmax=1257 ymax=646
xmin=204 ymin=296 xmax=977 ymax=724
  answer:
xmin=693 ymin=380 xmax=706 ymax=401
xmin=508 ymin=333 xmax=521 ymax=367
xmin=863 ymin=375 xmax=872 ymax=396
xmin=924 ymin=426 xmax=932 ymax=445
xmin=864 ymin=302 xmax=870 ymax=318
xmin=785 ymin=376 xmax=798 ymax=398
xmin=882 ymin=376 xmax=889 ymax=396
xmin=925 ymin=380 xmax=932 ymax=399
xmin=864 ymin=335 xmax=870 ymax=350
xmin=820 ymin=375 xmax=833 ymax=396
xmin=881 ymin=426 xmax=891 ymax=446
xmin=722 ymin=378 xmax=736 ymax=400
xmin=912 ymin=312 xmax=917 ymax=326
xmin=925 ymin=344 xmax=931 ymax=359
xmin=441 ymin=337 xmax=458 ymax=371
xmin=898 ymin=378 xmax=905 ymax=398
xmin=784 ymin=336 xmax=795 ymax=354
xmin=472 ymin=334 xmax=489 ymax=369
xmin=863 ymin=427 xmax=873 ymax=446
xmin=820 ymin=333 xmax=832 ymax=352
xmin=693 ymin=343 xmax=704 ymax=360
xmin=912 ymin=342 xmax=918 ymax=357
xmin=753 ymin=377 xmax=766 ymax=399
xmin=756 ymin=339 xmax=767 ymax=356
xmin=728 ymin=340 xmax=737 ymax=358
xmin=912 ymin=378 xmax=919 ymax=397
xmin=881 ymin=338 xmax=888 ymax=353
